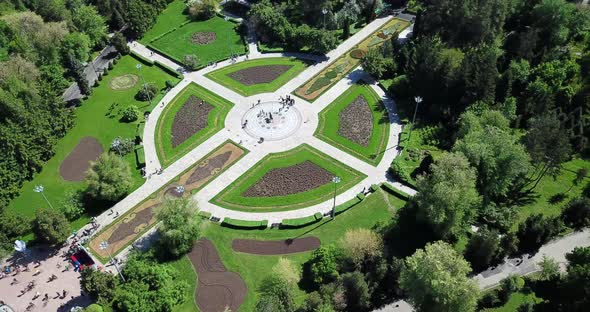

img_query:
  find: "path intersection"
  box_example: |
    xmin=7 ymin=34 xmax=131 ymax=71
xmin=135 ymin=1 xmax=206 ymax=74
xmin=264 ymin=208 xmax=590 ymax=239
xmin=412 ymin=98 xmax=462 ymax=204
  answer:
xmin=89 ymin=15 xmax=416 ymax=263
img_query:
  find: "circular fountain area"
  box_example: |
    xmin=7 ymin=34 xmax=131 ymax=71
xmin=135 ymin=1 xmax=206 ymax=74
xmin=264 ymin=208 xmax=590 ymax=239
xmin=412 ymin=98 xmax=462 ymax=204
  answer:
xmin=241 ymin=101 xmax=302 ymax=141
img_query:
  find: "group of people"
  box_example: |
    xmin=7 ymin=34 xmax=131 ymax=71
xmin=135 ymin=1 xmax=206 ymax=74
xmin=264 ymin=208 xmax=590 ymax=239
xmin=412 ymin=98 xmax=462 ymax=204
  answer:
xmin=279 ymin=94 xmax=295 ymax=106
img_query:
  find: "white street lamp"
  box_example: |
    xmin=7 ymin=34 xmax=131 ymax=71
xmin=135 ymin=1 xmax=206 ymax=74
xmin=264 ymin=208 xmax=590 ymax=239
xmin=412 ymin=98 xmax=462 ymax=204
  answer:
xmin=136 ymin=63 xmax=153 ymax=107
xmin=99 ymin=241 xmax=126 ymax=282
xmin=402 ymin=96 xmax=423 ymax=156
xmin=331 ymin=176 xmax=341 ymax=219
xmin=33 ymin=185 xmax=54 ymax=209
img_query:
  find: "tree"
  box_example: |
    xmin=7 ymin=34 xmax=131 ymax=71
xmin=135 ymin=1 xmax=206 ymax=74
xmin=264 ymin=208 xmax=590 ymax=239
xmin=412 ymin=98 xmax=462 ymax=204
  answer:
xmin=81 ymin=269 xmax=119 ymax=304
xmin=187 ymin=0 xmax=218 ymax=21
xmin=517 ymin=214 xmax=562 ymax=253
xmin=71 ymin=5 xmax=107 ymax=47
xmin=32 ymin=208 xmax=70 ymax=245
xmin=461 ymin=42 xmax=501 ymax=104
xmin=567 ymin=168 xmax=588 ymax=193
xmin=121 ymin=0 xmax=159 ymax=38
xmin=538 ymin=256 xmax=560 ymax=281
xmin=497 ymin=275 xmax=522 ymax=303
xmin=338 ymin=228 xmax=383 ymax=269
xmin=454 ymin=110 xmax=531 ymax=200
xmin=362 ymin=48 xmax=393 ymax=79
xmin=183 ymin=54 xmax=199 ymax=70
xmin=0 ymin=212 xmax=30 ymax=258
xmin=60 ymin=190 xmax=85 ymax=221
xmin=84 ymin=304 xmax=104 ymax=312
xmin=412 ymin=152 xmax=481 ymax=239
xmin=121 ymin=105 xmax=140 ymax=122
xmin=309 ymin=244 xmax=341 ymax=286
xmin=85 ymin=152 xmax=133 ymax=201
xmin=524 ymin=113 xmax=572 ymax=190
xmin=341 ymin=271 xmax=371 ymax=311
xmin=136 ymin=83 xmax=158 ymax=101
xmin=156 ymin=198 xmax=201 ymax=258
xmin=111 ymin=32 xmax=130 ymax=55
xmin=338 ymin=0 xmax=361 ymax=39
xmin=400 ymin=241 xmax=479 ymax=312
xmin=464 ymin=226 xmax=503 ymax=272
xmin=562 ymin=197 xmax=590 ymax=229
xmin=257 ymin=274 xmax=296 ymax=312
xmin=61 ymin=32 xmax=91 ymax=63
xmin=272 ymin=258 xmax=300 ymax=285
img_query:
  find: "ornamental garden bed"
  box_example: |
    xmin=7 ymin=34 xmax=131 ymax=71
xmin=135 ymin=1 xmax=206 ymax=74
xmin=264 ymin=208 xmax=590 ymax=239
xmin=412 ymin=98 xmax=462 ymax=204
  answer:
xmin=156 ymin=83 xmax=233 ymax=167
xmin=315 ymin=84 xmax=390 ymax=166
xmin=205 ymin=57 xmax=309 ymax=96
xmin=211 ymin=144 xmax=366 ymax=212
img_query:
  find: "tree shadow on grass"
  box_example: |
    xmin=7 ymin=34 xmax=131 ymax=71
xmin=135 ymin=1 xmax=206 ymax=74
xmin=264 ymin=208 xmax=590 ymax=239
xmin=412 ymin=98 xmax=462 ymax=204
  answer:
xmin=382 ymin=203 xmax=437 ymax=258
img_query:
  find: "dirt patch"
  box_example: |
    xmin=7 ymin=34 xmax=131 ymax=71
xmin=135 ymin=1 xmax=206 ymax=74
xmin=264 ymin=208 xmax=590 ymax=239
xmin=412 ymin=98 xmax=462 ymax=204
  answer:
xmin=191 ymin=32 xmax=217 ymax=45
xmin=188 ymin=239 xmax=247 ymax=312
xmin=228 ymin=65 xmax=293 ymax=86
xmin=338 ymin=95 xmax=373 ymax=147
xmin=59 ymin=137 xmax=103 ymax=181
xmin=243 ymin=160 xmax=333 ymax=197
xmin=171 ymin=95 xmax=214 ymax=147
xmin=232 ymin=237 xmax=320 ymax=255
xmin=109 ymin=74 xmax=139 ymax=90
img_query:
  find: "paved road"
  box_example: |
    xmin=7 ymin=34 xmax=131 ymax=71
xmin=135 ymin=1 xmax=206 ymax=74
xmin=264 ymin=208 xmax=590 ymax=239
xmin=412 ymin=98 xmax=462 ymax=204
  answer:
xmin=373 ymin=228 xmax=590 ymax=312
xmin=63 ymin=45 xmax=118 ymax=102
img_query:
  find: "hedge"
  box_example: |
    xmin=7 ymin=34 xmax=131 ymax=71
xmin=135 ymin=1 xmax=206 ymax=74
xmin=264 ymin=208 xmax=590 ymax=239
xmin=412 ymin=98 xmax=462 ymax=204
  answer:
xmin=130 ymin=50 xmax=154 ymax=66
xmin=154 ymin=61 xmax=183 ymax=79
xmin=145 ymin=44 xmax=185 ymax=66
xmin=222 ymin=218 xmax=268 ymax=229
xmin=370 ymin=184 xmax=379 ymax=192
xmin=198 ymin=211 xmax=212 ymax=219
xmin=135 ymin=122 xmax=145 ymax=142
xmin=281 ymin=212 xmax=323 ymax=228
xmin=135 ymin=147 xmax=146 ymax=167
xmin=381 ymin=183 xmax=411 ymax=201
xmin=357 ymin=192 xmax=365 ymax=200
xmin=334 ymin=197 xmax=362 ymax=215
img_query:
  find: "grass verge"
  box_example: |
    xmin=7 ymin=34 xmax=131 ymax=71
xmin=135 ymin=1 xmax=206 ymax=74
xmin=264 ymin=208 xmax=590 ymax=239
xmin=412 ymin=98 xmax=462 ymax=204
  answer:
xmin=205 ymin=57 xmax=309 ymax=96
xmin=156 ymin=83 xmax=233 ymax=167
xmin=211 ymin=144 xmax=367 ymax=212
xmin=315 ymin=84 xmax=390 ymax=165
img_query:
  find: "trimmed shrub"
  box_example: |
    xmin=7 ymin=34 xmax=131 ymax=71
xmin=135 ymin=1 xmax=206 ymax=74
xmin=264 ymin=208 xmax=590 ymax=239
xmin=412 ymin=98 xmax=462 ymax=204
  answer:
xmin=135 ymin=147 xmax=145 ymax=167
xmin=222 ymin=218 xmax=268 ymax=229
xmin=130 ymin=50 xmax=154 ymax=65
xmin=122 ymin=105 xmax=140 ymax=122
xmin=136 ymin=83 xmax=158 ymax=101
xmin=198 ymin=211 xmax=212 ymax=219
xmin=281 ymin=213 xmax=323 ymax=228
xmin=370 ymin=184 xmax=379 ymax=192
xmin=335 ymin=197 xmax=362 ymax=215
xmin=357 ymin=193 xmax=365 ymax=200
xmin=381 ymin=183 xmax=411 ymax=201
xmin=389 ymin=159 xmax=413 ymax=186
xmin=155 ymin=61 xmax=182 ymax=79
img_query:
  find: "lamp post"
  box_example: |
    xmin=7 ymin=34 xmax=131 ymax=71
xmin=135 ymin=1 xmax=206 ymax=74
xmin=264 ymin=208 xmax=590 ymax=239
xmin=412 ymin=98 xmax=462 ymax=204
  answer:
xmin=331 ymin=176 xmax=341 ymax=219
xmin=136 ymin=63 xmax=152 ymax=107
xmin=99 ymin=241 xmax=126 ymax=282
xmin=322 ymin=8 xmax=328 ymax=29
xmin=33 ymin=185 xmax=54 ymax=209
xmin=402 ymin=96 xmax=422 ymax=156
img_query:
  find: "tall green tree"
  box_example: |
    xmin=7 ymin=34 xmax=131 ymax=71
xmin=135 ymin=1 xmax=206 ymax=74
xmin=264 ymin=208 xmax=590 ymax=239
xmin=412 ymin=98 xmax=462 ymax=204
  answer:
xmin=156 ymin=197 xmax=201 ymax=258
xmin=412 ymin=152 xmax=481 ymax=238
xmin=32 ymin=208 xmax=70 ymax=245
xmin=400 ymin=241 xmax=479 ymax=312
xmin=85 ymin=152 xmax=133 ymax=201
xmin=71 ymin=5 xmax=107 ymax=47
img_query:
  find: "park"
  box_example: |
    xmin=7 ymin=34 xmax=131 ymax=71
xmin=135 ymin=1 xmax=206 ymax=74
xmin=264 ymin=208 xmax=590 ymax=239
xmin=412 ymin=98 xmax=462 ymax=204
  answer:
xmin=1 ymin=1 xmax=590 ymax=312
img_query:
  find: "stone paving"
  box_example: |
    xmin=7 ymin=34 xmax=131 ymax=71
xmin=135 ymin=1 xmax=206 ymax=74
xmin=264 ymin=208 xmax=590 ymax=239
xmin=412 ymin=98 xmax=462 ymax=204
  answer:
xmin=85 ymin=15 xmax=418 ymax=264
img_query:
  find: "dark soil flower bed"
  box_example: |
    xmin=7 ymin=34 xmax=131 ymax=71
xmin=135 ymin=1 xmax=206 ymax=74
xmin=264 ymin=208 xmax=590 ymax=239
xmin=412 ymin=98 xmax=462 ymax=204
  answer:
xmin=338 ymin=95 xmax=373 ymax=147
xmin=108 ymin=203 xmax=158 ymax=245
xmin=187 ymin=151 xmax=232 ymax=184
xmin=228 ymin=65 xmax=293 ymax=85
xmin=191 ymin=31 xmax=217 ymax=45
xmin=243 ymin=160 xmax=333 ymax=197
xmin=171 ymin=95 xmax=214 ymax=147
xmin=59 ymin=136 xmax=103 ymax=181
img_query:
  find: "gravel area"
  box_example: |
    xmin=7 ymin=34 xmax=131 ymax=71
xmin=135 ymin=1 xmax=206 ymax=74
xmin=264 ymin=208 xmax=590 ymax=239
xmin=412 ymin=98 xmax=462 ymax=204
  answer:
xmin=338 ymin=95 xmax=373 ymax=146
xmin=228 ymin=65 xmax=293 ymax=85
xmin=191 ymin=32 xmax=217 ymax=45
xmin=243 ymin=160 xmax=333 ymax=197
xmin=171 ymin=95 xmax=214 ymax=147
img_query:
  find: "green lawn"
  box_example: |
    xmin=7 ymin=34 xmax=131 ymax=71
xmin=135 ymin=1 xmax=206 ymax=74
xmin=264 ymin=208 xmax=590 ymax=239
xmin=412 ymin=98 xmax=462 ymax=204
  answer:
xmin=155 ymin=83 xmax=233 ymax=167
xmin=515 ymin=158 xmax=590 ymax=225
xmin=149 ymin=16 xmax=246 ymax=67
xmin=315 ymin=84 xmax=390 ymax=165
xmin=212 ymin=144 xmax=367 ymax=212
xmin=482 ymin=292 xmax=542 ymax=312
xmin=169 ymin=256 xmax=199 ymax=312
xmin=6 ymin=55 xmax=180 ymax=229
xmin=175 ymin=188 xmax=403 ymax=312
xmin=205 ymin=57 xmax=309 ymax=96
xmin=140 ymin=0 xmax=190 ymax=44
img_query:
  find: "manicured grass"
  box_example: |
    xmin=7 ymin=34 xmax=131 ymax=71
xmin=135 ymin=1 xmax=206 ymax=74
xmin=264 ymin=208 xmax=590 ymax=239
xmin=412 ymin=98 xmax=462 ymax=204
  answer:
xmin=150 ymin=16 xmax=246 ymax=68
xmin=6 ymin=55 xmax=179 ymax=227
xmin=211 ymin=144 xmax=367 ymax=212
xmin=482 ymin=292 xmax=542 ymax=312
xmin=169 ymin=256 xmax=199 ymax=312
xmin=140 ymin=0 xmax=190 ymax=44
xmin=155 ymin=83 xmax=233 ymax=167
xmin=205 ymin=57 xmax=309 ymax=96
xmin=175 ymin=188 xmax=403 ymax=312
xmin=515 ymin=158 xmax=590 ymax=225
xmin=315 ymin=84 xmax=390 ymax=165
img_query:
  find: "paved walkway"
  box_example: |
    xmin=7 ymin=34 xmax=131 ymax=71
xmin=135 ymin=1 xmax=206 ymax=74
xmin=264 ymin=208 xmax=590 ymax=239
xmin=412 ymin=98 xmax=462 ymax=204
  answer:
xmin=63 ymin=45 xmax=117 ymax=102
xmin=85 ymin=15 xmax=417 ymax=265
